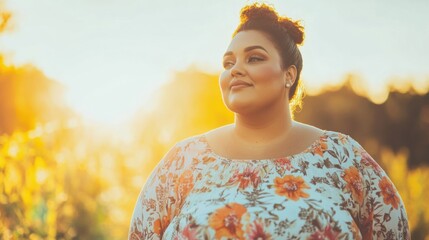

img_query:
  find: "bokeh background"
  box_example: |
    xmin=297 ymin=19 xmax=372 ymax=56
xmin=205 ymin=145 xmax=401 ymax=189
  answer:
xmin=1 ymin=0 xmax=428 ymax=239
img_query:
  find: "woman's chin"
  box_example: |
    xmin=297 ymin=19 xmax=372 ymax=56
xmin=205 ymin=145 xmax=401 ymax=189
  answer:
xmin=225 ymin=101 xmax=255 ymax=114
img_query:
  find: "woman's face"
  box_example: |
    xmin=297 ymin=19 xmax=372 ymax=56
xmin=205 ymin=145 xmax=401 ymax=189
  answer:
xmin=220 ymin=30 xmax=289 ymax=115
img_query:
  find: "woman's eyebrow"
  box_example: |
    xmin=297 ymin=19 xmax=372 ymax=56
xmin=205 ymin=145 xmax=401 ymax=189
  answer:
xmin=223 ymin=45 xmax=268 ymax=57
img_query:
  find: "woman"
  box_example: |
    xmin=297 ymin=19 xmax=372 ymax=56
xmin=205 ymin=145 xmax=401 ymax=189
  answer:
xmin=129 ymin=3 xmax=410 ymax=239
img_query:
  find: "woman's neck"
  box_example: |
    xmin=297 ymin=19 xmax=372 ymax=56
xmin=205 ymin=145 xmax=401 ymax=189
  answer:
xmin=233 ymin=105 xmax=294 ymax=146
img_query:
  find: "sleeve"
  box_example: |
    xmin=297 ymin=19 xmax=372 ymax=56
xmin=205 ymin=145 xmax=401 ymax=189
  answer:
xmin=347 ymin=136 xmax=410 ymax=240
xmin=128 ymin=143 xmax=184 ymax=240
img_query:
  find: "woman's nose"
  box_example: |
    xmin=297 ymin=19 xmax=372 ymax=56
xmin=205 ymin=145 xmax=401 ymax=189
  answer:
xmin=230 ymin=62 xmax=245 ymax=77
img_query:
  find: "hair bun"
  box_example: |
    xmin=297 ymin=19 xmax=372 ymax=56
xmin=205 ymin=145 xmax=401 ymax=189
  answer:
xmin=278 ymin=18 xmax=305 ymax=45
xmin=239 ymin=3 xmax=305 ymax=45
xmin=240 ymin=3 xmax=278 ymax=23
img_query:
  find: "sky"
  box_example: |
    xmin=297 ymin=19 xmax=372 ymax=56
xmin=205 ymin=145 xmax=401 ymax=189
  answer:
xmin=1 ymin=0 xmax=428 ymax=124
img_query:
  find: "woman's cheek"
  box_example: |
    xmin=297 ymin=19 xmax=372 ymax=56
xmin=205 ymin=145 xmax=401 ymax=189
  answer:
xmin=252 ymin=65 xmax=282 ymax=82
xmin=219 ymin=71 xmax=230 ymax=91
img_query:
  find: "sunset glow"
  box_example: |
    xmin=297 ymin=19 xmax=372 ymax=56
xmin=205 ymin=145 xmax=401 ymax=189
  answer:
xmin=0 ymin=0 xmax=428 ymax=124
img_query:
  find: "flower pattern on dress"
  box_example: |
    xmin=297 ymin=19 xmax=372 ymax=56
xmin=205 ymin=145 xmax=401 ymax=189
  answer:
xmin=128 ymin=130 xmax=410 ymax=240
xmin=246 ymin=219 xmax=272 ymax=240
xmin=208 ymin=202 xmax=247 ymax=239
xmin=274 ymin=175 xmax=310 ymax=201
xmin=226 ymin=166 xmax=261 ymax=190
xmin=342 ymin=166 xmax=364 ymax=205
xmin=313 ymin=135 xmax=328 ymax=157
xmin=378 ymin=176 xmax=400 ymax=209
xmin=361 ymin=149 xmax=383 ymax=174
xmin=273 ymin=157 xmax=293 ymax=175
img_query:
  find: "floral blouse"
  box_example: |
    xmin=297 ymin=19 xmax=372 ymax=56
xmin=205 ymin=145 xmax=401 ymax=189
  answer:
xmin=128 ymin=130 xmax=410 ymax=240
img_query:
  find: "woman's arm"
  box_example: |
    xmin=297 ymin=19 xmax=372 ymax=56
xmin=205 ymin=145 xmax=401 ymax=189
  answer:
xmin=348 ymin=136 xmax=411 ymax=240
xmin=128 ymin=143 xmax=183 ymax=240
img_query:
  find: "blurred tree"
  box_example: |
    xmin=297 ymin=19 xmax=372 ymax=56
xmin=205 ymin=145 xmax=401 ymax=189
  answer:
xmin=133 ymin=65 xmax=234 ymax=148
xmin=379 ymin=90 xmax=429 ymax=169
xmin=0 ymin=56 xmax=73 ymax=135
xmin=0 ymin=3 xmax=72 ymax=135
xmin=0 ymin=120 xmax=117 ymax=239
xmin=0 ymin=1 xmax=11 ymax=33
xmin=295 ymin=74 xmax=429 ymax=168
xmin=1 ymin=2 xmax=112 ymax=238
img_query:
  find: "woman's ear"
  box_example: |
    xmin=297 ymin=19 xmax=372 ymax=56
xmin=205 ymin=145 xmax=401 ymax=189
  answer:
xmin=284 ymin=65 xmax=297 ymax=86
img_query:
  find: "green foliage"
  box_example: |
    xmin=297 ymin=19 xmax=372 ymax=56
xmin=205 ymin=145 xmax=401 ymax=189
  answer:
xmin=0 ymin=121 xmax=111 ymax=239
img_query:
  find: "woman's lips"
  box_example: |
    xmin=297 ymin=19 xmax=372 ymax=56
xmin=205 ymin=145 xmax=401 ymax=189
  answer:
xmin=231 ymin=84 xmax=251 ymax=90
xmin=230 ymin=79 xmax=252 ymax=90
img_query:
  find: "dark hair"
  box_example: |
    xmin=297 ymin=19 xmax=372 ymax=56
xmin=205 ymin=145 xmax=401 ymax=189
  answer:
xmin=232 ymin=3 xmax=305 ymax=112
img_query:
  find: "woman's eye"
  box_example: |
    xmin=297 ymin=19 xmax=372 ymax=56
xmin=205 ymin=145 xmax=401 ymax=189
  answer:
xmin=223 ymin=62 xmax=233 ymax=68
xmin=249 ymin=56 xmax=264 ymax=62
xmin=223 ymin=56 xmax=263 ymax=68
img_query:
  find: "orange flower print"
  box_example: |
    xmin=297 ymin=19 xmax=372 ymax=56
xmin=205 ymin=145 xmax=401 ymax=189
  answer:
xmin=342 ymin=166 xmax=364 ymax=205
xmin=208 ymin=203 xmax=247 ymax=239
xmin=274 ymin=175 xmax=310 ymax=201
xmin=227 ymin=167 xmax=261 ymax=190
xmin=379 ymin=176 xmax=400 ymax=209
xmin=247 ymin=219 xmax=272 ymax=240
xmin=313 ymin=136 xmax=328 ymax=157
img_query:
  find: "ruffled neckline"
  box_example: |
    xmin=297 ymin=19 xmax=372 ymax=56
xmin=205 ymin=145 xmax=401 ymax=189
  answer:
xmin=201 ymin=129 xmax=329 ymax=163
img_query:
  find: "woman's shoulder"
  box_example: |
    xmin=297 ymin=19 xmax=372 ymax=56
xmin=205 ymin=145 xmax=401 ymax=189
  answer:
xmin=290 ymin=122 xmax=359 ymax=148
xmin=167 ymin=131 xmax=214 ymax=156
xmin=177 ymin=124 xmax=231 ymax=142
xmin=322 ymin=130 xmax=376 ymax=166
xmin=323 ymin=129 xmax=363 ymax=148
xmin=320 ymin=130 xmax=365 ymax=157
